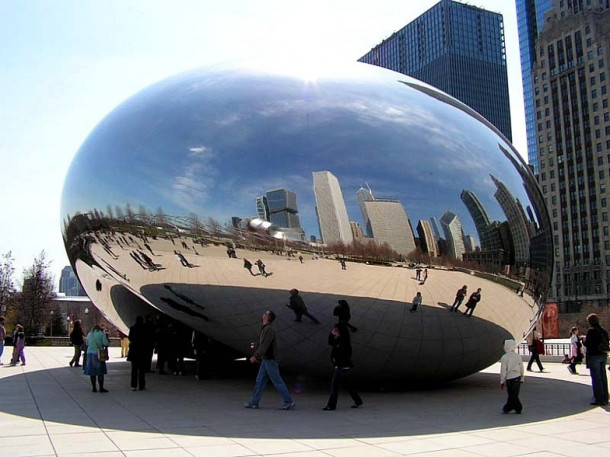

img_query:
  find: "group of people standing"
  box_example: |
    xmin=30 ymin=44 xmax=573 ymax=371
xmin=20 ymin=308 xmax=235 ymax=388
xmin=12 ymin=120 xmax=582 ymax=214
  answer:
xmin=0 ymin=317 xmax=26 ymax=366
xmin=449 ymin=285 xmax=482 ymax=316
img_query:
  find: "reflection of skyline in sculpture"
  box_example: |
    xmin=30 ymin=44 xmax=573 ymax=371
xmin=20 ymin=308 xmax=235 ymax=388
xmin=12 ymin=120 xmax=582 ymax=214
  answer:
xmin=312 ymin=171 xmax=353 ymax=245
xmin=440 ymin=211 xmax=466 ymax=259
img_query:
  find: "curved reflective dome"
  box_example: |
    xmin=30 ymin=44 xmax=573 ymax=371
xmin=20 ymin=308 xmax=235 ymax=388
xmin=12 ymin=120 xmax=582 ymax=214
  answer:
xmin=61 ymin=61 xmax=552 ymax=383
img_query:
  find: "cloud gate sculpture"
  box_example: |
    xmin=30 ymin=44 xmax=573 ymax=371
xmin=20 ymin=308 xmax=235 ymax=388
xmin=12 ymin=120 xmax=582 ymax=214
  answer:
xmin=61 ymin=61 xmax=552 ymax=384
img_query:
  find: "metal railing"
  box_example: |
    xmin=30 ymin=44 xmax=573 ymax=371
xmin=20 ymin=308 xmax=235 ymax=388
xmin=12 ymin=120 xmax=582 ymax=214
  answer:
xmin=517 ymin=342 xmax=571 ymax=357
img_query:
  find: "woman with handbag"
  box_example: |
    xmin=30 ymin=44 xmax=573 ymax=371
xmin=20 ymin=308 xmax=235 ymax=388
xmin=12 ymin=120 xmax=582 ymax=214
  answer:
xmin=526 ymin=327 xmax=545 ymax=372
xmin=84 ymin=323 xmax=110 ymax=392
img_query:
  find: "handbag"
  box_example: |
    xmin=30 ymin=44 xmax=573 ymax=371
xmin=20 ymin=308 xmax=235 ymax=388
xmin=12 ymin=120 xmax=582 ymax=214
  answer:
xmin=535 ymin=339 xmax=545 ymax=355
xmin=98 ymin=347 xmax=109 ymax=362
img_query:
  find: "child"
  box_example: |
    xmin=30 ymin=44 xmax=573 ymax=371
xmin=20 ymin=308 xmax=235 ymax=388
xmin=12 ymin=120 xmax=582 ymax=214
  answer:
xmin=10 ymin=324 xmax=26 ymax=366
xmin=500 ymin=339 xmax=524 ymax=414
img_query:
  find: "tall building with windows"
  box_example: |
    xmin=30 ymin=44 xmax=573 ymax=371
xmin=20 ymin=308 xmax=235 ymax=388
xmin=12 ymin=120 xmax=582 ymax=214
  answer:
xmin=360 ymin=197 xmax=417 ymax=257
xmin=517 ymin=1 xmax=610 ymax=304
xmin=440 ymin=211 xmax=466 ymax=259
xmin=59 ymin=265 xmax=87 ymax=297
xmin=313 ymin=171 xmax=353 ymax=245
xmin=359 ymin=0 xmax=512 ymax=140
xmin=516 ymin=0 xmax=554 ymax=173
xmin=264 ymin=188 xmax=301 ymax=229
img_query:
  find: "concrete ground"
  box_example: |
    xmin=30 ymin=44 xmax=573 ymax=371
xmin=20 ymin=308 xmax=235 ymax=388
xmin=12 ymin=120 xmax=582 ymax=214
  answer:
xmin=0 ymin=346 xmax=609 ymax=457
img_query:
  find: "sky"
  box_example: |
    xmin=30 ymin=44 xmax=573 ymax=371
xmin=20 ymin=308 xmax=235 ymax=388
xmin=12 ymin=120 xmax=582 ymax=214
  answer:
xmin=0 ymin=0 xmax=526 ymax=289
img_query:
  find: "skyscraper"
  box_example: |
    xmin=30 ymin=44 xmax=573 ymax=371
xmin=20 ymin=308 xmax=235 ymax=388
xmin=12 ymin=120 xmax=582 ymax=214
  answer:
xmin=359 ymin=0 xmax=512 ymax=140
xmin=265 ymin=188 xmax=301 ymax=229
xmin=59 ymin=265 xmax=87 ymax=297
xmin=417 ymin=219 xmax=438 ymax=258
xmin=517 ymin=1 xmax=610 ymax=303
xmin=361 ymin=198 xmax=417 ymax=257
xmin=516 ymin=0 xmax=555 ymax=173
xmin=312 ymin=171 xmax=353 ymax=245
xmin=440 ymin=211 xmax=466 ymax=259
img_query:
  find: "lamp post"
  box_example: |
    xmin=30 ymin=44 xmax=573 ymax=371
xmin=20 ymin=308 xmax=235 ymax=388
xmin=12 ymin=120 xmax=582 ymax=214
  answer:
xmin=49 ymin=310 xmax=54 ymax=337
xmin=84 ymin=307 xmax=89 ymax=331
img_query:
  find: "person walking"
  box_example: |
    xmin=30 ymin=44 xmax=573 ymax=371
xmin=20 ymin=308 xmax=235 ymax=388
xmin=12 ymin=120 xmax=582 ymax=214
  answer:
xmin=243 ymin=310 xmax=295 ymax=410
xmin=526 ymin=327 xmax=545 ymax=372
xmin=286 ymin=289 xmax=320 ymax=323
xmin=409 ymin=292 xmax=423 ymax=312
xmin=323 ymin=324 xmax=363 ymax=410
xmin=333 ymin=299 xmax=357 ymax=332
xmin=567 ymin=326 xmax=584 ymax=375
xmin=582 ymin=313 xmax=609 ymax=406
xmin=500 ymin=339 xmax=524 ymax=414
xmin=0 ymin=316 xmax=6 ymax=365
xmin=128 ymin=316 xmax=148 ymax=391
xmin=450 ymin=285 xmax=468 ymax=312
xmin=69 ymin=320 xmax=85 ymax=367
xmin=462 ymin=288 xmax=482 ymax=317
xmin=83 ymin=324 xmax=110 ymax=393
xmin=10 ymin=324 xmax=26 ymax=366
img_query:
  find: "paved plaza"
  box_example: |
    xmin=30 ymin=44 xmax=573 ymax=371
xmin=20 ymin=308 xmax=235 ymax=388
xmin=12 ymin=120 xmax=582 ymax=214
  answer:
xmin=0 ymin=346 xmax=608 ymax=457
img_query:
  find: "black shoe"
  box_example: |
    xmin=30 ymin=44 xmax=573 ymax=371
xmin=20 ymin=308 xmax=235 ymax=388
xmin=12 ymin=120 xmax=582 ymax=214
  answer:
xmin=351 ymin=403 xmax=363 ymax=408
xmin=590 ymin=402 xmax=605 ymax=406
xmin=69 ymin=361 xmax=74 ymax=367
xmin=99 ymin=388 xmax=109 ymax=393
xmin=322 ymin=406 xmax=335 ymax=411
xmin=92 ymin=387 xmax=97 ymax=392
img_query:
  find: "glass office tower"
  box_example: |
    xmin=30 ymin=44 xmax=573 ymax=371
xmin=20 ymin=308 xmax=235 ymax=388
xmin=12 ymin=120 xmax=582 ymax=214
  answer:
xmin=517 ymin=0 xmax=610 ymax=304
xmin=516 ymin=0 xmax=554 ymax=173
xmin=359 ymin=0 xmax=512 ymax=141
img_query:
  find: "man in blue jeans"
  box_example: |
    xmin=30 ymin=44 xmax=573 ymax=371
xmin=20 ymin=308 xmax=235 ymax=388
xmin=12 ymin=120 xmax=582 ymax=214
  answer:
xmin=244 ymin=310 xmax=295 ymax=410
xmin=583 ymin=313 xmax=609 ymax=406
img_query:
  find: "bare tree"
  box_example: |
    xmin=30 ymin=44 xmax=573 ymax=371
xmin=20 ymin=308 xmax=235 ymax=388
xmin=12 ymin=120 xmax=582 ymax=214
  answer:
xmin=17 ymin=251 xmax=56 ymax=335
xmin=0 ymin=251 xmax=16 ymax=316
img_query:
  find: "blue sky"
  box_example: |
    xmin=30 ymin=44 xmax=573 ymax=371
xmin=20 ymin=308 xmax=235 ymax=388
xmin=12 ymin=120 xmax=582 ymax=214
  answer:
xmin=0 ymin=0 xmax=525 ymax=288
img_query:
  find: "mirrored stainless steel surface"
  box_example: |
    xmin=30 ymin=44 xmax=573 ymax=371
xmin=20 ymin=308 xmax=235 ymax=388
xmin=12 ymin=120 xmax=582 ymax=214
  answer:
xmin=61 ymin=61 xmax=552 ymax=383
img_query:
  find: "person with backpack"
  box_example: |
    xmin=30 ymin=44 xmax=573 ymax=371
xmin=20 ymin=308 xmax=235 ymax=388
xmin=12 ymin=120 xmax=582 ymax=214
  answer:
xmin=583 ymin=313 xmax=609 ymax=406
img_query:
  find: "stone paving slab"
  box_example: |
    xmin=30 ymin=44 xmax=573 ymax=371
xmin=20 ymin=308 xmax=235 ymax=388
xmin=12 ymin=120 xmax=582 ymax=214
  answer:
xmin=0 ymin=346 xmax=608 ymax=456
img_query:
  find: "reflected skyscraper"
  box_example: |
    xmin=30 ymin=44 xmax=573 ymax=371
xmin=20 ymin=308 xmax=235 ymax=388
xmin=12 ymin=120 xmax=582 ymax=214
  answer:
xmin=491 ymin=175 xmax=530 ymax=267
xmin=356 ymin=184 xmax=416 ymax=257
xmin=265 ymin=188 xmax=301 ymax=229
xmin=417 ymin=219 xmax=438 ymax=258
xmin=359 ymin=0 xmax=512 ymax=140
xmin=440 ymin=211 xmax=466 ymax=259
xmin=313 ymin=171 xmax=353 ymax=245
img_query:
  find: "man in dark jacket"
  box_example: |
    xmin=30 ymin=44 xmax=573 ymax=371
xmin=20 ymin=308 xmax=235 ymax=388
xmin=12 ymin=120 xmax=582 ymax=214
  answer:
xmin=583 ymin=313 xmax=609 ymax=406
xmin=128 ymin=316 xmax=148 ymax=391
xmin=323 ymin=323 xmax=363 ymax=410
xmin=244 ymin=310 xmax=295 ymax=410
xmin=286 ymin=289 xmax=319 ymax=323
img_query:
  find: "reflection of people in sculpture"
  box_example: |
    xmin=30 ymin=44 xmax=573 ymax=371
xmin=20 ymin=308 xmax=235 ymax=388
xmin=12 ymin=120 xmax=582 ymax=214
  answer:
xmin=174 ymin=250 xmax=192 ymax=267
xmin=410 ymin=292 xmax=422 ymax=312
xmin=323 ymin=324 xmax=363 ymax=411
xmin=450 ymin=285 xmax=468 ymax=312
xmin=286 ymin=289 xmax=320 ymax=323
xmin=463 ymin=288 xmax=481 ymax=317
xmin=256 ymin=259 xmax=268 ymax=277
xmin=333 ymin=299 xmax=357 ymax=332
xmin=339 ymin=259 xmax=346 ymax=270
xmin=243 ymin=259 xmax=255 ymax=275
